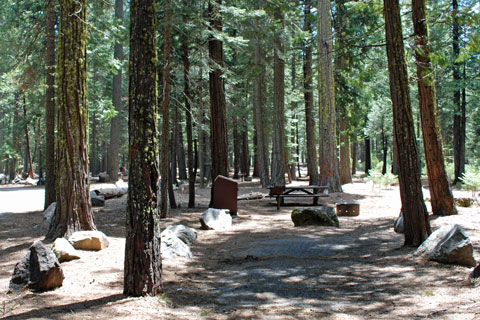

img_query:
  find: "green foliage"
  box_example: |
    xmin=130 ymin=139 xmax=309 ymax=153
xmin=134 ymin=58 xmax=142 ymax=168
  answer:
xmin=460 ymin=166 xmax=480 ymax=195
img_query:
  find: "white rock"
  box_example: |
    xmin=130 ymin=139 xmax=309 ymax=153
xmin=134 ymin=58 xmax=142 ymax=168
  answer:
xmin=200 ymin=208 xmax=232 ymax=230
xmin=44 ymin=202 xmax=56 ymax=225
xmin=166 ymin=224 xmax=197 ymax=245
xmin=52 ymin=238 xmax=80 ymax=262
xmin=69 ymin=231 xmax=109 ymax=251
xmin=161 ymin=229 xmax=192 ymax=259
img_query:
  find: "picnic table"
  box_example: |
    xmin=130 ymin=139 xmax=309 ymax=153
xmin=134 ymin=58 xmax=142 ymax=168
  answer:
xmin=267 ymin=185 xmax=329 ymax=210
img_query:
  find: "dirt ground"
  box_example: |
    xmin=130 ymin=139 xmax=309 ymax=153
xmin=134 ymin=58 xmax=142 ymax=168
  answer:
xmin=0 ymin=176 xmax=479 ymax=319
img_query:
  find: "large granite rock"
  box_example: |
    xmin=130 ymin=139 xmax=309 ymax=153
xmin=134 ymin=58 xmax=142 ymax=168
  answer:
xmin=44 ymin=202 xmax=56 ymax=225
xmin=161 ymin=229 xmax=193 ymax=259
xmin=52 ymin=238 xmax=80 ymax=262
xmin=10 ymin=241 xmax=64 ymax=291
xmin=165 ymin=224 xmax=197 ymax=245
xmin=291 ymin=207 xmax=339 ymax=227
xmin=200 ymin=208 xmax=232 ymax=230
xmin=69 ymin=231 xmax=109 ymax=251
xmin=414 ymin=224 xmax=476 ymax=267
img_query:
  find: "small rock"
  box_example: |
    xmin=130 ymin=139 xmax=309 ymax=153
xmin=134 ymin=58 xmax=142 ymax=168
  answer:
xmin=52 ymin=238 xmax=80 ymax=262
xmin=161 ymin=229 xmax=193 ymax=259
xmin=200 ymin=208 xmax=232 ymax=230
xmin=166 ymin=224 xmax=197 ymax=245
xmin=90 ymin=190 xmax=105 ymax=207
xmin=10 ymin=241 xmax=64 ymax=291
xmin=394 ymin=211 xmax=404 ymax=234
xmin=69 ymin=231 xmax=109 ymax=251
xmin=414 ymin=224 xmax=476 ymax=267
xmin=291 ymin=207 xmax=339 ymax=227
xmin=44 ymin=202 xmax=56 ymax=225
xmin=469 ymin=263 xmax=480 ymax=280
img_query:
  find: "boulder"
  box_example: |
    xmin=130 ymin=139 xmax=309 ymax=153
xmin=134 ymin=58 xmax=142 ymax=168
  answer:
xmin=10 ymin=241 xmax=64 ymax=291
xmin=52 ymin=238 xmax=80 ymax=262
xmin=44 ymin=202 xmax=56 ymax=225
xmin=394 ymin=211 xmax=404 ymax=234
xmin=291 ymin=207 xmax=339 ymax=227
xmin=69 ymin=231 xmax=109 ymax=251
xmin=165 ymin=224 xmax=197 ymax=245
xmin=200 ymin=208 xmax=232 ymax=230
xmin=161 ymin=229 xmax=193 ymax=259
xmin=90 ymin=190 xmax=105 ymax=207
xmin=414 ymin=224 xmax=476 ymax=267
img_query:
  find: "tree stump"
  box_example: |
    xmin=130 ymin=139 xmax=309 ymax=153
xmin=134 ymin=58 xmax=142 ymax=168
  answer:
xmin=336 ymin=202 xmax=360 ymax=216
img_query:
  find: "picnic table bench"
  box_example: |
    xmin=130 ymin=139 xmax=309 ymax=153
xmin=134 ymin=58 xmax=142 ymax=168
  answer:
xmin=267 ymin=185 xmax=329 ymax=210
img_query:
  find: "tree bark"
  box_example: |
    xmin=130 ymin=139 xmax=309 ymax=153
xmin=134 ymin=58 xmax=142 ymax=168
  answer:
xmin=303 ymin=0 xmax=319 ymax=185
xmin=335 ymin=0 xmax=352 ymax=185
xmin=240 ymin=122 xmax=249 ymax=177
xmin=124 ymin=0 xmax=161 ymax=297
xmin=160 ymin=0 xmax=172 ymax=218
xmin=412 ymin=0 xmax=457 ymax=216
xmin=233 ymin=117 xmax=240 ymax=179
xmin=46 ymin=0 xmax=95 ymax=240
xmin=208 ymin=0 xmax=229 ymax=206
xmin=176 ymin=119 xmax=187 ymax=180
xmin=384 ymin=0 xmax=431 ymax=247
xmin=23 ymin=95 xmax=34 ymax=178
xmin=107 ymin=0 xmax=124 ymax=182
xmin=318 ymin=0 xmax=342 ymax=192
xmin=452 ymin=0 xmax=465 ymax=185
xmin=182 ymin=27 xmax=195 ymax=208
xmin=45 ymin=0 xmax=56 ymax=208
xmin=252 ymin=0 xmax=269 ymax=187
xmin=351 ymin=141 xmax=357 ymax=175
xmin=271 ymin=7 xmax=286 ymax=187
xmin=365 ymin=136 xmax=371 ymax=175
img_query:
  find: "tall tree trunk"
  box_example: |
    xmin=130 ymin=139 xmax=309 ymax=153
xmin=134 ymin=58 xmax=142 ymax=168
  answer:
xmin=208 ymin=0 xmax=229 ymax=206
xmin=365 ymin=136 xmax=371 ymax=174
xmin=412 ymin=0 xmax=457 ymax=216
xmin=452 ymin=0 xmax=465 ymax=185
xmin=240 ymin=122 xmax=249 ymax=177
xmin=45 ymin=0 xmax=56 ymax=208
xmin=23 ymin=95 xmax=34 ymax=178
xmin=303 ymin=0 xmax=319 ymax=185
xmin=271 ymin=7 xmax=286 ymax=187
xmin=392 ymin=130 xmax=399 ymax=174
xmin=199 ymin=108 xmax=206 ymax=189
xmin=335 ymin=0 xmax=352 ymax=185
xmin=253 ymin=0 xmax=269 ymax=187
xmin=47 ymin=0 xmax=95 ymax=240
xmin=340 ymin=117 xmax=352 ymax=183
xmin=176 ymin=119 xmax=187 ymax=180
xmin=11 ymin=93 xmax=20 ymax=181
xmin=233 ymin=117 xmax=240 ymax=179
xmin=252 ymin=126 xmax=260 ymax=177
xmin=384 ymin=0 xmax=431 ymax=247
xmin=290 ymin=51 xmax=297 ymax=181
xmin=89 ymin=111 xmax=99 ymax=175
xmin=351 ymin=142 xmax=357 ymax=175
xmin=381 ymin=123 xmax=388 ymax=175
xmin=107 ymin=0 xmax=124 ymax=182
xmin=124 ymin=0 xmax=161 ymax=297
xmin=318 ymin=0 xmax=342 ymax=192
xmin=182 ymin=27 xmax=195 ymax=208
xmin=160 ymin=0 xmax=172 ymax=218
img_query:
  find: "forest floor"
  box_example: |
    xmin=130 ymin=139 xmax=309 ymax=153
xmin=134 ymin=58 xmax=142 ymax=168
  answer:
xmin=0 ymin=176 xmax=479 ymax=319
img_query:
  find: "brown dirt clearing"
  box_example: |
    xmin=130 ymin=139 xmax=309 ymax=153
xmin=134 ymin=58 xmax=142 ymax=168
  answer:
xmin=0 ymin=178 xmax=479 ymax=319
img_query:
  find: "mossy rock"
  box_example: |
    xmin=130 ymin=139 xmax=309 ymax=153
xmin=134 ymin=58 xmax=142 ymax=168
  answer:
xmin=291 ymin=207 xmax=339 ymax=227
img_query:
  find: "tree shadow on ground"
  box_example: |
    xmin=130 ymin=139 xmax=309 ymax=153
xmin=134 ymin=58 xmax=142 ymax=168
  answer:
xmin=162 ymin=204 xmax=470 ymax=317
xmin=1 ymin=294 xmax=126 ymax=320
